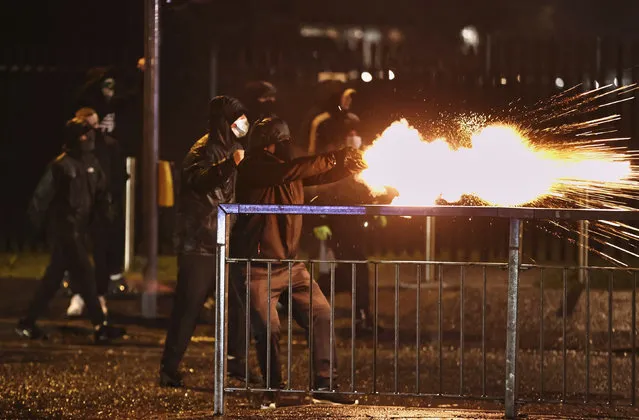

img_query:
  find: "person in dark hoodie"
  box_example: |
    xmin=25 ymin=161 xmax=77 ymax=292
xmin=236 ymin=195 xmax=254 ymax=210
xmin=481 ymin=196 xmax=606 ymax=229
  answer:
xmin=231 ymin=117 xmax=367 ymax=406
xmin=16 ymin=118 xmax=126 ymax=344
xmin=65 ymin=107 xmax=127 ymax=317
xmin=159 ymin=96 xmax=250 ymax=388
xmin=307 ymin=87 xmax=357 ymax=155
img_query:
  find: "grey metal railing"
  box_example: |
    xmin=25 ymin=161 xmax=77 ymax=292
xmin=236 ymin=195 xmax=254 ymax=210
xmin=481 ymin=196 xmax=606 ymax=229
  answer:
xmin=214 ymin=204 xmax=639 ymax=417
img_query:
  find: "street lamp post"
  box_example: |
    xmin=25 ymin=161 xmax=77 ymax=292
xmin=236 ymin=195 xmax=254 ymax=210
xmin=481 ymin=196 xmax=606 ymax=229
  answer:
xmin=142 ymin=0 xmax=160 ymax=318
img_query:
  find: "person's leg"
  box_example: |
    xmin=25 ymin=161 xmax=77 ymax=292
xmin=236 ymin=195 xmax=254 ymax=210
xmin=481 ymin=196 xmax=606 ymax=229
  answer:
xmin=288 ymin=263 xmax=334 ymax=388
xmin=23 ymin=242 xmax=68 ymax=325
xmin=92 ymin=223 xmax=110 ymax=297
xmin=249 ymin=265 xmax=285 ymax=388
xmin=227 ymin=264 xmax=247 ymax=367
xmin=66 ymin=236 xmax=106 ymax=327
xmin=161 ymin=254 xmax=216 ymax=376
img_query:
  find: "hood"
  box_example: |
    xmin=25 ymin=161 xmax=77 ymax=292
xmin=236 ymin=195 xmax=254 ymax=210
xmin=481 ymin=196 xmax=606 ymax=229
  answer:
xmin=326 ymin=87 xmax=356 ymax=114
xmin=64 ymin=118 xmax=95 ymax=156
xmin=242 ymin=81 xmax=277 ymax=122
xmin=248 ymin=117 xmax=291 ymax=152
xmin=207 ymin=96 xmax=247 ymax=150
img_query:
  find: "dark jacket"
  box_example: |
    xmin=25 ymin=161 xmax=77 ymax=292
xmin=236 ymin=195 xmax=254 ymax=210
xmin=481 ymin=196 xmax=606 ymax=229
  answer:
xmin=174 ymin=96 xmax=246 ymax=255
xmin=48 ymin=150 xmax=109 ymax=236
xmin=231 ymin=150 xmax=351 ymax=261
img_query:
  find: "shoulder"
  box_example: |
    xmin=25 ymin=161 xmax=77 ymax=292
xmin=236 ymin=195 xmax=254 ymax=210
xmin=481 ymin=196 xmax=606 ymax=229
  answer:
xmin=52 ymin=154 xmax=76 ymax=178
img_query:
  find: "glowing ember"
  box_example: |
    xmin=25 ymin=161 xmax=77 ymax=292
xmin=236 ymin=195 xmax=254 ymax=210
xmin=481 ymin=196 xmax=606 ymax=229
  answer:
xmin=358 ymin=119 xmax=633 ymax=206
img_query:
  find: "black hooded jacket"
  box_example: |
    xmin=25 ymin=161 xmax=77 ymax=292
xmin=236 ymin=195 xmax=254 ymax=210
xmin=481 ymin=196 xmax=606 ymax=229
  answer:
xmin=46 ymin=120 xmax=110 ymax=236
xmin=174 ymin=96 xmax=247 ymax=255
xmin=231 ymin=118 xmax=354 ymax=261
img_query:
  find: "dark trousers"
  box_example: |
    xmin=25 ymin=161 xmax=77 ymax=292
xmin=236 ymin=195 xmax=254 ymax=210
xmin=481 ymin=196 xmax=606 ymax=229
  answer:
xmin=92 ymin=211 xmax=125 ymax=296
xmin=25 ymin=233 xmax=106 ymax=326
xmin=317 ymin=236 xmax=370 ymax=317
xmin=249 ymin=262 xmax=334 ymax=388
xmin=161 ymin=254 xmax=246 ymax=372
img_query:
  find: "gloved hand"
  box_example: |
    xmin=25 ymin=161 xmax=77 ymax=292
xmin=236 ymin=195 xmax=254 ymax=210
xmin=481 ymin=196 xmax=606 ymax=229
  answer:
xmin=313 ymin=225 xmax=332 ymax=241
xmin=335 ymin=147 xmax=368 ymax=174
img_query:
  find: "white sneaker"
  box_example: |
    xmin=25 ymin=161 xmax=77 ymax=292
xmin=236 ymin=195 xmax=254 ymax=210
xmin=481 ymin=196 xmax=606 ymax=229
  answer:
xmin=66 ymin=294 xmax=85 ymax=317
xmin=98 ymin=296 xmax=108 ymax=316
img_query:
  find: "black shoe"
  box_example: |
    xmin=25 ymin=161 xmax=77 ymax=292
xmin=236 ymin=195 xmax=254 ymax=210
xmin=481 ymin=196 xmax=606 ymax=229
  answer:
xmin=311 ymin=388 xmax=359 ymax=405
xmin=15 ymin=319 xmax=47 ymax=340
xmin=94 ymin=324 xmax=126 ymax=344
xmin=159 ymin=368 xmax=184 ymax=388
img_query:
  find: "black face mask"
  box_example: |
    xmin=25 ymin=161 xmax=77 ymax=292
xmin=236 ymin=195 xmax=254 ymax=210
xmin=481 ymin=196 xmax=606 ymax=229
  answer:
xmin=79 ymin=130 xmax=96 ymax=153
xmin=273 ymin=140 xmax=293 ymax=161
xmin=256 ymin=100 xmax=276 ymax=118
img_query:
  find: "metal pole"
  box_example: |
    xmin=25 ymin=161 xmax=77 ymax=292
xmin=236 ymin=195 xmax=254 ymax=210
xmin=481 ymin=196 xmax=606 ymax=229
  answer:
xmin=425 ymin=216 xmax=436 ymax=281
xmin=214 ymin=209 xmax=228 ymax=415
xmin=505 ymin=219 xmax=521 ymax=419
xmin=141 ymin=0 xmax=160 ymax=318
xmin=578 ymin=220 xmax=589 ymax=283
xmin=123 ymin=157 xmax=136 ymax=272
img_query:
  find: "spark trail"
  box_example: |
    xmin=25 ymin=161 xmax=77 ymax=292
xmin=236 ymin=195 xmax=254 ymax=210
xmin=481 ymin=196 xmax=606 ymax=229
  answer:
xmin=357 ymin=84 xmax=639 ymax=265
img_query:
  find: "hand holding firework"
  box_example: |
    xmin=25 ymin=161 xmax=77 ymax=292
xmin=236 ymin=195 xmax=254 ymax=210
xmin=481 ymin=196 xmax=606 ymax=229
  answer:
xmin=336 ymin=147 xmax=368 ymax=174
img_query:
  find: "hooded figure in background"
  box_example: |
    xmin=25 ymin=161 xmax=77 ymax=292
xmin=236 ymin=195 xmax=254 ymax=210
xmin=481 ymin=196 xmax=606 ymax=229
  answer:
xmin=16 ymin=119 xmax=126 ymax=344
xmin=307 ymin=87 xmax=357 ymax=155
xmin=65 ymin=107 xmax=128 ymax=318
xmin=160 ymin=96 xmax=249 ymax=388
xmin=241 ymin=80 xmax=278 ymax=124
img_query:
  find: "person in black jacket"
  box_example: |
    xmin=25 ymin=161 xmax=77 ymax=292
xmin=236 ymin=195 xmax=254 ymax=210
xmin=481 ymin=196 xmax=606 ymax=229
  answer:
xmin=159 ymin=96 xmax=249 ymax=388
xmin=66 ymin=107 xmax=127 ymax=317
xmin=231 ymin=117 xmax=367 ymax=405
xmin=16 ymin=118 xmax=126 ymax=344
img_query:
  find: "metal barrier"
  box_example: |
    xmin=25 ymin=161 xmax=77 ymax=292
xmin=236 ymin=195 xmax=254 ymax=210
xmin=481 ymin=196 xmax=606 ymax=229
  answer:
xmin=214 ymin=204 xmax=639 ymax=417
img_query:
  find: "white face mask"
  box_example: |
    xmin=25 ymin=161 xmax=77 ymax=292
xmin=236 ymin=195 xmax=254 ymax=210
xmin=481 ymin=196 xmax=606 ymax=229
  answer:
xmin=231 ymin=115 xmax=250 ymax=138
xmin=346 ymin=135 xmax=362 ymax=150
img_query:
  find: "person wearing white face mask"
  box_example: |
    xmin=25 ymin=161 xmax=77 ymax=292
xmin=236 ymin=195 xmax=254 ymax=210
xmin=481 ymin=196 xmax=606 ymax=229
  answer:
xmin=160 ymin=96 xmax=253 ymax=388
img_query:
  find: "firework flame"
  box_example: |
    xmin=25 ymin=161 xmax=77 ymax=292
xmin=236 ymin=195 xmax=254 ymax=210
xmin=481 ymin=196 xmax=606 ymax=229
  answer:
xmin=358 ymin=119 xmax=633 ymax=207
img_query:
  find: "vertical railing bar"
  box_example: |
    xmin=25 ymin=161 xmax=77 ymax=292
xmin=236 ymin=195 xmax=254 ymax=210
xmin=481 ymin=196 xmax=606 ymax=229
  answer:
xmin=586 ymin=266 xmax=591 ymax=402
xmin=309 ymin=261 xmax=314 ymax=391
xmin=287 ymin=261 xmax=292 ymax=390
xmin=351 ymin=263 xmax=356 ymax=393
xmin=213 ymin=209 xmax=228 ymax=415
xmin=482 ymin=265 xmax=487 ymax=398
xmin=373 ymin=263 xmax=379 ymax=394
xmin=505 ymin=219 xmax=521 ymax=419
xmin=416 ymin=264 xmax=422 ymax=395
xmin=245 ymin=260 xmax=252 ymax=389
xmin=266 ymin=262 xmax=272 ymax=390
xmin=540 ymin=268 xmax=544 ymax=401
xmin=459 ymin=265 xmax=465 ymax=396
xmin=329 ymin=262 xmax=335 ymax=392
xmin=608 ymin=270 xmax=613 ymax=404
xmin=438 ymin=263 xmax=443 ymax=396
xmin=394 ymin=263 xmax=400 ymax=394
xmin=632 ymin=271 xmax=637 ymax=407
xmin=562 ymin=267 xmax=567 ymax=402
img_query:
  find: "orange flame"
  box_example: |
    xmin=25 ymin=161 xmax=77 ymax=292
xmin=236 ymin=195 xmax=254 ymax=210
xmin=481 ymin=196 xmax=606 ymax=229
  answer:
xmin=358 ymin=119 xmax=632 ymax=206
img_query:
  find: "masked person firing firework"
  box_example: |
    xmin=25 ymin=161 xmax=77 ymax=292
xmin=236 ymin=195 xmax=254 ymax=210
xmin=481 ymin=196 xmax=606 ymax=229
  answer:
xmin=231 ymin=117 xmax=367 ymax=406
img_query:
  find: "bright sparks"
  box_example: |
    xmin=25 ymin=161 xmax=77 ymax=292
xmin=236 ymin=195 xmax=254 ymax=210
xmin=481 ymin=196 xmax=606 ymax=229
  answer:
xmin=358 ymin=119 xmax=633 ymax=206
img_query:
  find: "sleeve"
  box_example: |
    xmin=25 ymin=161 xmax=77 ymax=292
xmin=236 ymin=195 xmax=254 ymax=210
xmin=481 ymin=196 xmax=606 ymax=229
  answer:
xmin=239 ymin=153 xmax=338 ymax=188
xmin=27 ymin=165 xmax=56 ymax=230
xmin=184 ymin=155 xmax=237 ymax=195
xmin=94 ymin=163 xmax=113 ymax=222
xmin=302 ymin=166 xmax=352 ymax=187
